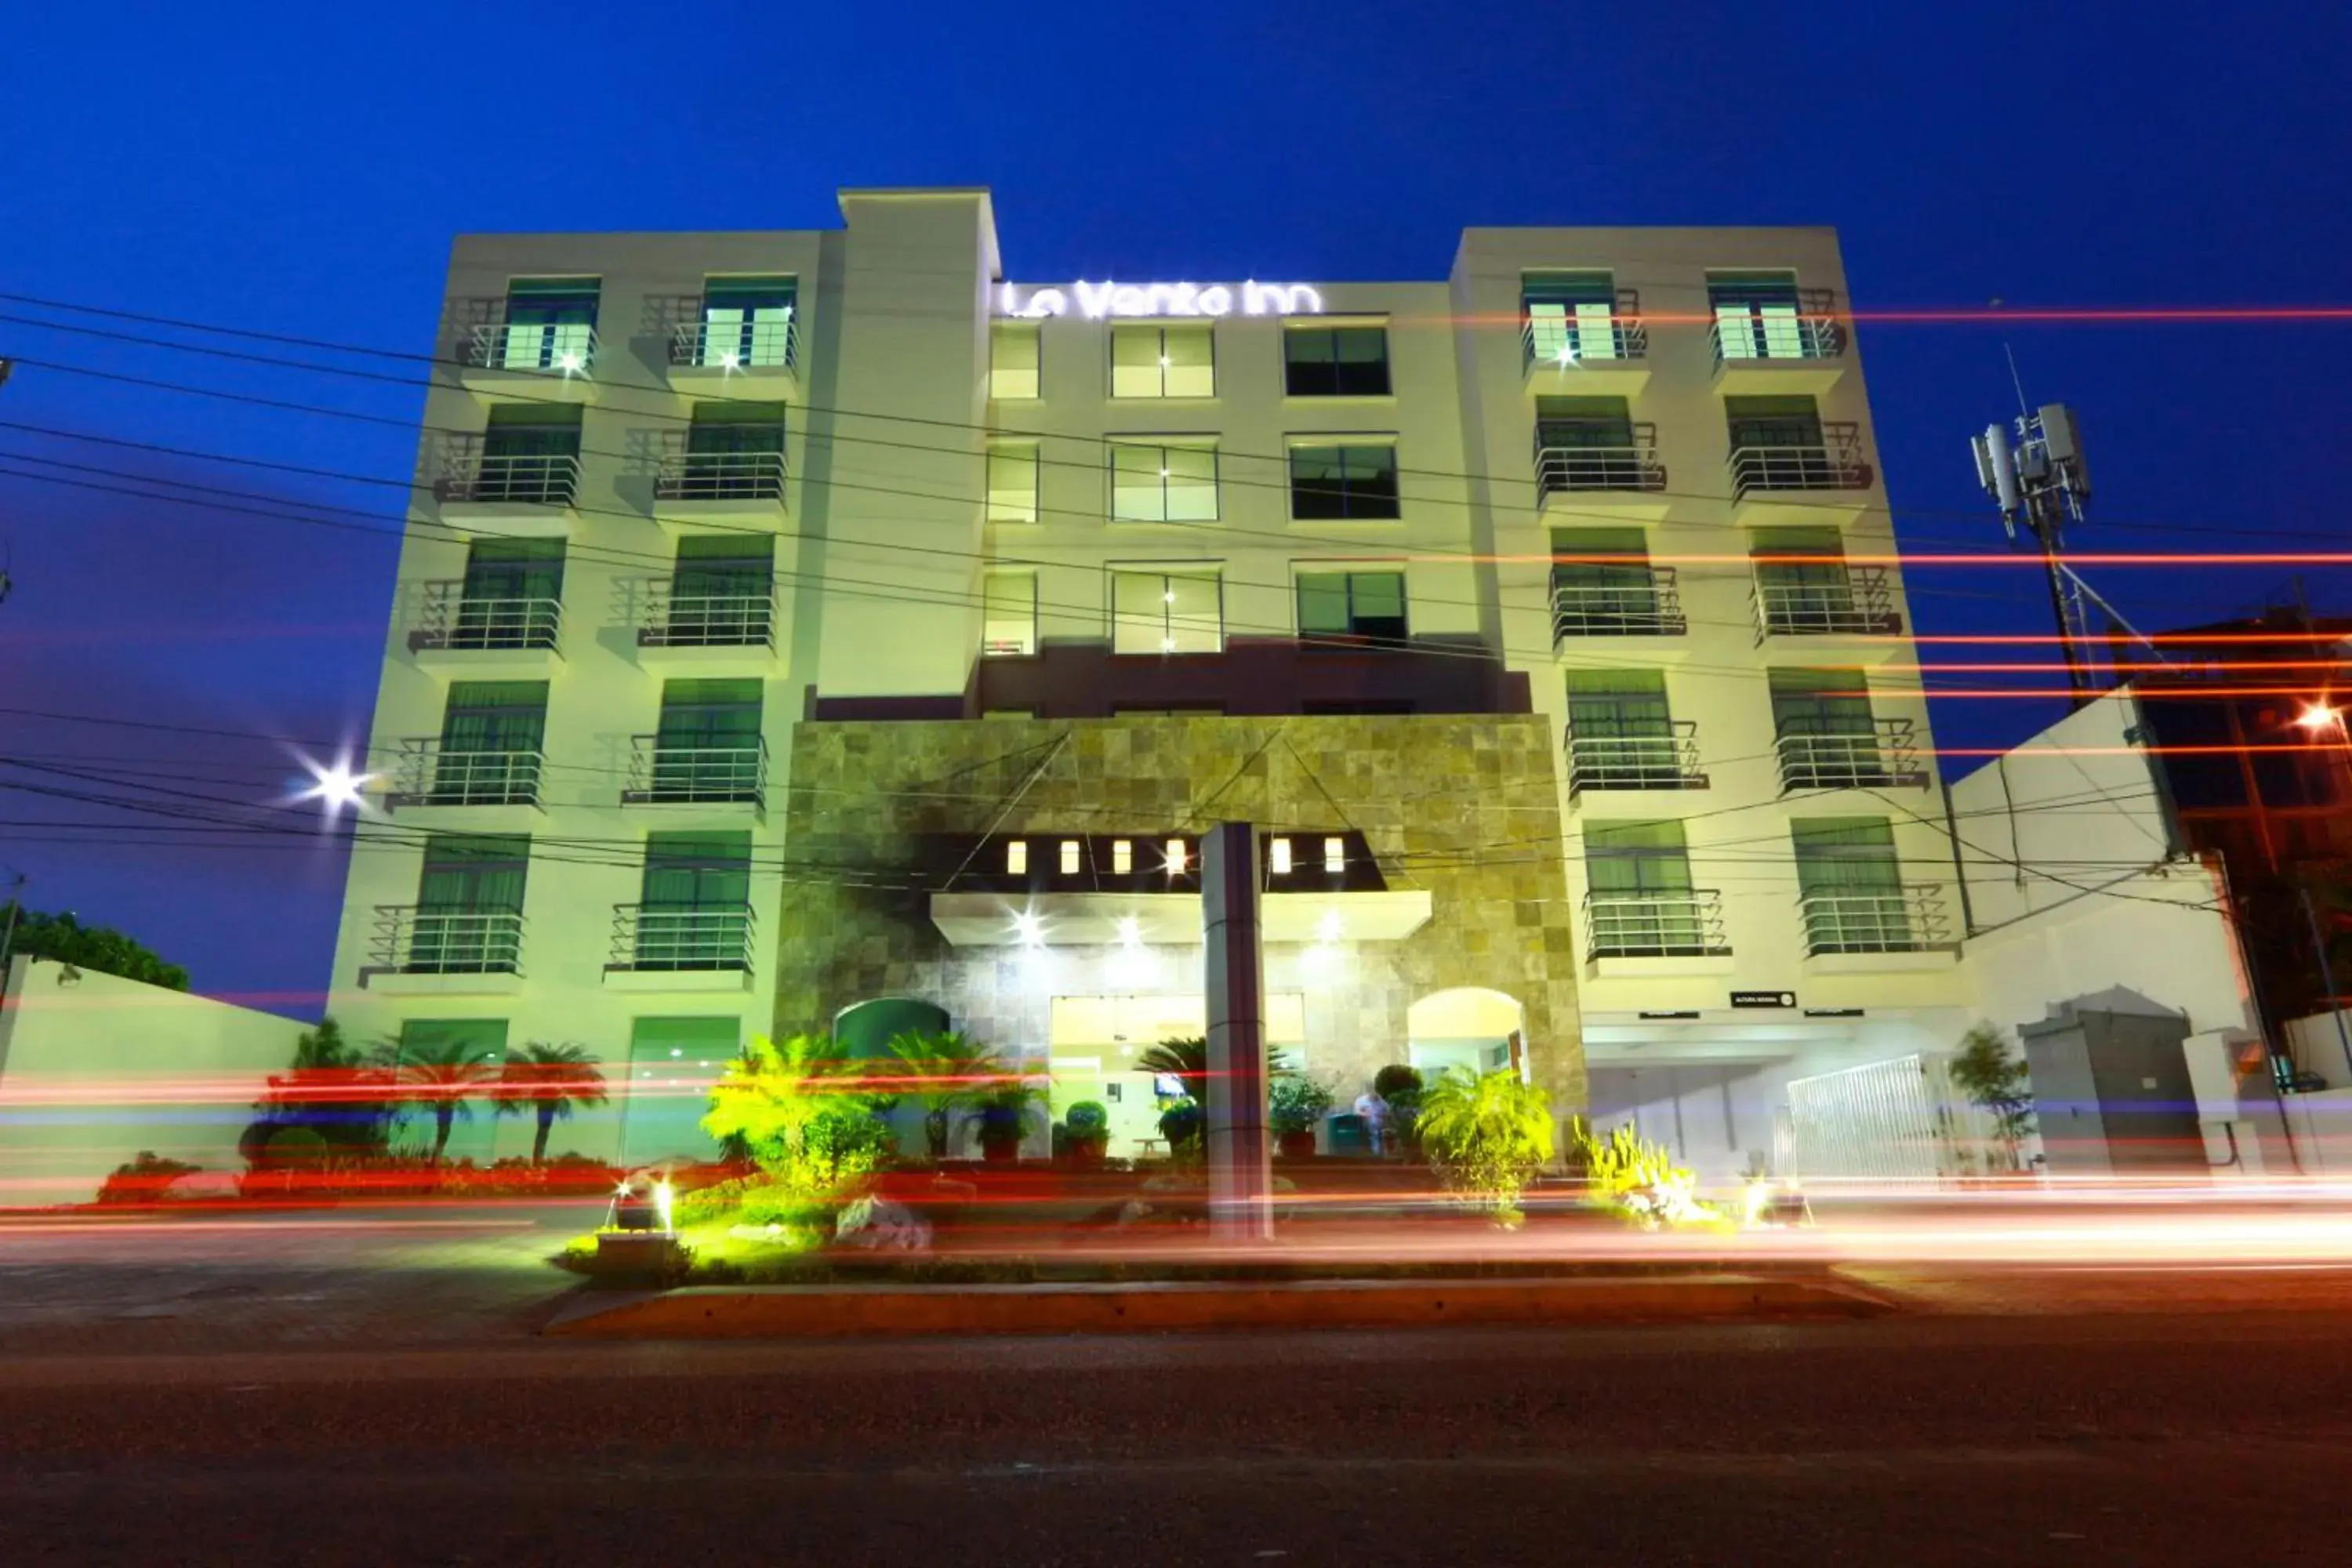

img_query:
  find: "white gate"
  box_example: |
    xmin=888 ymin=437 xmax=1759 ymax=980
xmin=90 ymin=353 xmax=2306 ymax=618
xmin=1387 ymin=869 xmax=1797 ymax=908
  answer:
xmin=1784 ymin=1054 xmax=1992 ymax=1186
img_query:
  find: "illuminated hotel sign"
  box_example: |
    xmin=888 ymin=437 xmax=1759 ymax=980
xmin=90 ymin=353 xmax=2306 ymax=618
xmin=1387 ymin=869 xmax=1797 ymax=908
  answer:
xmin=997 ymin=281 xmax=1325 ymax=320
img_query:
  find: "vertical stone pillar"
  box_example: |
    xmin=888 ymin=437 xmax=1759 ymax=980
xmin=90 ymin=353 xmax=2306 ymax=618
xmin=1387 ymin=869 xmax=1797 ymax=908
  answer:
xmin=1203 ymin=820 xmax=1272 ymax=1240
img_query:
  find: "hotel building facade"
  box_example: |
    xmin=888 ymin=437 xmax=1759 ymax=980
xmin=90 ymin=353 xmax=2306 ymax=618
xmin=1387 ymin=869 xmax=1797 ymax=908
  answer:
xmin=327 ymin=187 xmax=1980 ymax=1173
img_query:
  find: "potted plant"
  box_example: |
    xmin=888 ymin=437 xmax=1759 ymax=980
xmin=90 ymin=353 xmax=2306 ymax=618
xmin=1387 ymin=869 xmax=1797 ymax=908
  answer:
xmin=962 ymin=1080 xmax=1046 ymax=1164
xmin=1057 ymin=1099 xmax=1111 ymax=1165
xmin=1269 ymin=1076 xmax=1335 ymax=1159
xmin=1373 ymin=1064 xmax=1424 ymax=1156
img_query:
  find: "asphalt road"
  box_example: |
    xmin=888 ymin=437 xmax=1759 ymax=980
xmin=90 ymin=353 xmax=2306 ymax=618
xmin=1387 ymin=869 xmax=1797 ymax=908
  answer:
xmin=5 ymin=1311 xmax=2352 ymax=1565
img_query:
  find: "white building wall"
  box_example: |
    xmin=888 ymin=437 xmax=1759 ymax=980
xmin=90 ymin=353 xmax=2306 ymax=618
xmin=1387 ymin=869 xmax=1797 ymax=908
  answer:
xmin=0 ymin=958 xmax=306 ymax=1205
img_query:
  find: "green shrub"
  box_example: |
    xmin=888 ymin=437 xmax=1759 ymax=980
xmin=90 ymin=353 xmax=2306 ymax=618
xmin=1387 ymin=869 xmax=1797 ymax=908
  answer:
xmin=1416 ymin=1067 xmax=1555 ymax=1227
xmin=1372 ymin=1064 xmax=1423 ymax=1102
xmin=263 ymin=1125 xmax=329 ymax=1167
xmin=95 ymin=1152 xmax=201 ymax=1205
xmin=1269 ymin=1076 xmax=1336 ymax=1135
xmin=1063 ymin=1100 xmax=1109 ymax=1138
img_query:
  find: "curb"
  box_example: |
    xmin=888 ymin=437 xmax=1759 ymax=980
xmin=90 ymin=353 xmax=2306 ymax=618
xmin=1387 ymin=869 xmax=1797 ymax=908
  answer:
xmin=544 ymin=1272 xmax=1893 ymax=1338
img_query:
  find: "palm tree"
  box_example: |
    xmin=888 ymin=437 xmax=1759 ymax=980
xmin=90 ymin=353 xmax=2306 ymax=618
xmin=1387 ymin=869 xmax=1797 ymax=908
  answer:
xmin=1416 ymin=1065 xmax=1556 ymax=1226
xmin=492 ymin=1041 xmax=610 ymax=1164
xmin=1135 ymin=1036 xmax=1298 ymax=1109
xmin=880 ymin=1029 xmax=1009 ymax=1160
xmin=376 ymin=1036 xmax=504 ymax=1165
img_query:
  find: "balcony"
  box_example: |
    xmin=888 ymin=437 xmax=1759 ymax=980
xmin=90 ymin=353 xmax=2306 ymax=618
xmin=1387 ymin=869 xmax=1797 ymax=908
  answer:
xmin=1709 ymin=293 xmax=1846 ymax=394
xmin=361 ymin=906 xmax=524 ymax=995
xmin=652 ymin=450 xmax=789 ymax=525
xmin=1520 ymin=292 xmax=1650 ymax=395
xmin=1727 ymin=426 xmax=1874 ymax=528
xmin=1751 ymin=567 xmax=1904 ymax=662
xmin=630 ymin=579 xmax=781 ymax=670
xmin=1533 ymin=426 xmax=1669 ymax=523
xmin=621 ymin=736 xmax=768 ymax=809
xmin=1775 ymin=719 xmax=1929 ymax=793
xmin=1798 ymin=885 xmax=1960 ymax=972
xmin=1566 ymin=722 xmax=1708 ymax=796
xmin=669 ymin=315 xmax=800 ymax=399
xmin=604 ymin=903 xmax=757 ymax=992
xmin=434 ymin=448 xmax=581 ymax=534
xmin=1551 ymin=568 xmax=1688 ymax=648
xmin=458 ymin=323 xmax=601 ymax=403
xmin=1582 ymin=889 xmax=1733 ymax=976
xmin=402 ymin=582 xmax=563 ymax=670
xmin=383 ymin=739 xmax=544 ymax=811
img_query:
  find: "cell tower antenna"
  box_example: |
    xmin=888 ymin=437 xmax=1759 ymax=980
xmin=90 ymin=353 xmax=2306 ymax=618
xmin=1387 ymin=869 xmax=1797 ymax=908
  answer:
xmin=1971 ymin=376 xmax=2096 ymax=706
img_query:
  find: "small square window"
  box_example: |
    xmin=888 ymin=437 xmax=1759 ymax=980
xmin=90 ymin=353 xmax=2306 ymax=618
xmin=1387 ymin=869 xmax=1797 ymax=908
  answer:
xmin=982 ymin=568 xmax=1037 ymax=657
xmin=1166 ymin=839 xmax=1188 ymax=875
xmin=1007 ymin=840 xmax=1029 ymax=875
xmin=987 ymin=441 xmax=1040 ymax=523
xmin=1112 ymin=840 xmax=1133 ymax=875
xmin=1285 ymin=325 xmax=1392 ymax=397
xmin=1271 ymin=837 xmax=1294 ymax=875
xmin=1323 ymin=837 xmax=1345 ymax=874
xmin=1289 ymin=443 xmax=1401 ymax=521
xmin=1111 ymin=323 xmax=1214 ymax=398
xmin=1059 ymin=840 xmax=1081 ymax=876
xmin=990 ymin=322 xmax=1040 ymax=400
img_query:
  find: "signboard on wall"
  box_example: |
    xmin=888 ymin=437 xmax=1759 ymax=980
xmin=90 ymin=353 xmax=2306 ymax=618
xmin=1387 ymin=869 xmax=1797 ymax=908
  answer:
xmin=1730 ymin=990 xmax=1798 ymax=1010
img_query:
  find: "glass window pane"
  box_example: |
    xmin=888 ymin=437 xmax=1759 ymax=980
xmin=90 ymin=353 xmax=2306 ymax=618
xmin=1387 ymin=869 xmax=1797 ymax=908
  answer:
xmin=982 ymin=570 xmax=1036 ymax=655
xmin=1163 ymin=325 xmax=1214 ymax=397
xmin=987 ymin=443 xmax=1039 ymax=522
xmin=1167 ymin=573 xmax=1222 ymax=652
xmin=1289 ymin=447 xmax=1346 ymax=519
xmin=1297 ymin=573 xmax=1350 ymax=633
xmin=1112 ymin=571 xmax=1165 ymax=654
xmin=1163 ymin=446 xmax=1218 ymax=521
xmin=1334 ymin=327 xmax=1391 ymax=394
xmin=990 ymin=323 xmax=1040 ymax=399
xmin=1110 ymin=445 xmax=1167 ymax=521
xmin=1110 ymin=325 xmax=1162 ymax=398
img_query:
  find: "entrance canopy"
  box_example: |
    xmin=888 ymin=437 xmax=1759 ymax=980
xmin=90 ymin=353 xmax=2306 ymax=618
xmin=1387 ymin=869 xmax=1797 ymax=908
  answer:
xmin=927 ymin=890 xmax=1432 ymax=947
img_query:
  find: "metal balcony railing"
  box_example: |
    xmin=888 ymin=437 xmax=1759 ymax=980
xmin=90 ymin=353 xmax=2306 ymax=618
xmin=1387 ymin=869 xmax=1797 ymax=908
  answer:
xmin=1709 ymin=292 xmax=1844 ymax=367
xmin=622 ymin=736 xmax=768 ymax=806
xmin=1520 ymin=291 xmax=1647 ymax=370
xmin=403 ymin=582 xmax=562 ymax=653
xmin=1751 ymin=566 xmax=1900 ymax=639
xmin=1584 ymin=888 xmax=1730 ymax=960
xmin=1551 ymin=567 xmax=1686 ymax=639
xmin=1729 ymin=426 xmax=1871 ymax=499
xmin=386 ymin=739 xmax=545 ymax=808
xmin=608 ymin=903 xmax=757 ymax=972
xmin=464 ymin=322 xmax=599 ymax=376
xmin=1798 ymin=884 xmax=1953 ymax=956
xmin=369 ymin=905 xmax=523 ymax=976
xmin=670 ymin=315 xmax=799 ymax=376
xmin=1775 ymin=718 xmax=1925 ymax=792
xmin=633 ymin=579 xmax=778 ymax=649
xmin=1566 ymin=721 xmax=1707 ymax=794
xmin=1534 ymin=426 xmax=1666 ymax=504
xmin=435 ymin=449 xmax=581 ymax=508
xmin=654 ymin=449 xmax=788 ymax=504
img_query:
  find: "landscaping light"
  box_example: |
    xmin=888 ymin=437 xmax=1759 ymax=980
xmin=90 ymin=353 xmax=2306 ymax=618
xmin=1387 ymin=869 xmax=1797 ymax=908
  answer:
xmin=1117 ymin=914 xmax=1142 ymax=946
xmin=654 ymin=1178 xmax=675 ymax=1233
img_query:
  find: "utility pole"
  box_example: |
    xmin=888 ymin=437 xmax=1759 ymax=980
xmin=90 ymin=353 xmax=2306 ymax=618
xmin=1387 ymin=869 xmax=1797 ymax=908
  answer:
xmin=1973 ymin=401 xmax=2093 ymax=705
xmin=0 ymin=871 xmax=26 ymax=1000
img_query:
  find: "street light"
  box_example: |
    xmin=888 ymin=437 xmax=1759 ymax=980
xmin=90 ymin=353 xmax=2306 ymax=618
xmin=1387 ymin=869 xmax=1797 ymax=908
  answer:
xmin=2294 ymin=701 xmax=2344 ymax=736
xmin=297 ymin=757 xmax=375 ymax=815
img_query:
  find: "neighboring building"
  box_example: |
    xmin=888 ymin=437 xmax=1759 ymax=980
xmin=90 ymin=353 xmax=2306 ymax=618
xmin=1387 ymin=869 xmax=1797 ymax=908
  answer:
xmin=328 ymin=188 xmax=1980 ymax=1168
xmin=0 ymin=956 xmax=305 ymax=1205
xmin=2112 ymin=608 xmax=2352 ymax=1076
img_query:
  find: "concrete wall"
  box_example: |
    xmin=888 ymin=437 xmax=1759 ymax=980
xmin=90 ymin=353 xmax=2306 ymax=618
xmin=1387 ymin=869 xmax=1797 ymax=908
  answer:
xmin=0 ymin=958 xmax=307 ymax=1206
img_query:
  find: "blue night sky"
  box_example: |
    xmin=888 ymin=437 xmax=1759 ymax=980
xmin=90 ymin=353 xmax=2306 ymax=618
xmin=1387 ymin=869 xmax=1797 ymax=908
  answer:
xmin=0 ymin=1 xmax=2345 ymax=1011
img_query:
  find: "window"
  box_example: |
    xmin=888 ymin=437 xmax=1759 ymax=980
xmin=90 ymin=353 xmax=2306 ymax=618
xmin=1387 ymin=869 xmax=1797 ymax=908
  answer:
xmin=1289 ymin=442 xmax=1400 ymax=521
xmin=477 ymin=405 xmax=582 ymax=504
xmin=987 ymin=440 xmax=1040 ymax=522
xmin=1584 ymin=820 xmax=1711 ymax=956
xmin=1751 ymin=527 xmax=1863 ymax=634
xmin=1165 ymin=839 xmax=1188 ymax=874
xmin=1709 ymin=270 xmax=1810 ymax=360
xmin=1565 ymin=670 xmax=1683 ymax=789
xmin=1296 ymin=569 xmax=1408 ymax=647
xmin=410 ymin=834 xmax=529 ymax=974
xmin=1769 ymin=667 xmax=1882 ymax=789
xmin=678 ymin=402 xmax=786 ymax=499
xmin=1550 ymin=528 xmax=1662 ymax=634
xmin=1059 ymin=840 xmax=1081 ymax=876
xmin=635 ymin=831 xmax=753 ymax=970
xmin=695 ymin=276 xmax=796 ymax=368
xmin=1112 ymin=840 xmax=1133 ymax=875
xmin=1791 ymin=818 xmax=1912 ymax=953
xmin=1112 ymin=568 xmax=1223 ymax=655
xmin=1726 ymin=395 xmax=1825 ymax=452
xmin=396 ymin=1018 xmax=509 ymax=1068
xmin=1110 ymin=441 xmax=1218 ymax=522
xmin=1110 ymin=323 xmax=1214 ymax=398
xmin=990 ymin=321 xmax=1040 ymax=400
xmin=1323 ymin=837 xmax=1345 ymax=874
xmin=649 ymin=678 xmax=764 ymax=800
xmin=621 ymin=1017 xmax=737 ymax=1164
xmin=664 ymin=535 xmax=775 ymax=648
xmin=455 ymin=539 xmax=564 ymax=650
xmin=1270 ymin=838 xmax=1294 ymax=875
xmin=434 ymin=681 xmax=547 ymax=804
xmin=1006 ymin=840 xmax=1029 ymax=875
xmin=1523 ymin=272 xmax=1624 ymax=365
xmin=1285 ymin=325 xmax=1391 ymax=397
xmin=982 ymin=568 xmax=1037 ymax=656
xmin=1536 ymin=394 xmax=1635 ymax=452
xmin=499 ymin=278 xmax=598 ymax=371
